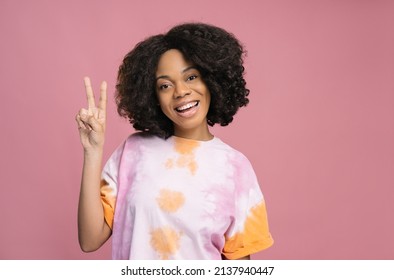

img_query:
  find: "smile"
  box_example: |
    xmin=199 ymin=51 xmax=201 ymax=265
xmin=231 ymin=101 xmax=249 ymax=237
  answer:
xmin=175 ymin=101 xmax=199 ymax=112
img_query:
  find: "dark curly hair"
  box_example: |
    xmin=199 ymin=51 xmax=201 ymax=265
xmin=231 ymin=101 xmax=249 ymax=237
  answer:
xmin=116 ymin=22 xmax=249 ymax=138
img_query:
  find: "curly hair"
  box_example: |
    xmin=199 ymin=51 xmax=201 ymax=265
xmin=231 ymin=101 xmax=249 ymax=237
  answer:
xmin=116 ymin=22 xmax=249 ymax=139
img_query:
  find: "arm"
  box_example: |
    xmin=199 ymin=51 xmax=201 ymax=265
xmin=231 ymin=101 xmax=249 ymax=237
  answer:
xmin=76 ymin=77 xmax=111 ymax=252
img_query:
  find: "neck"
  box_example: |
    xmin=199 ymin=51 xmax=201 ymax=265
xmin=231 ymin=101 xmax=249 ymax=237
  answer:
xmin=174 ymin=124 xmax=213 ymax=141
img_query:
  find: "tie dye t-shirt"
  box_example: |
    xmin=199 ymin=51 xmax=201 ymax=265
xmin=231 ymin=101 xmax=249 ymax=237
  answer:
xmin=101 ymin=132 xmax=273 ymax=260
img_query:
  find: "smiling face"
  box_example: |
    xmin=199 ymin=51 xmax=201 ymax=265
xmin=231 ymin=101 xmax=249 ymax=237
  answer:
xmin=156 ymin=49 xmax=212 ymax=140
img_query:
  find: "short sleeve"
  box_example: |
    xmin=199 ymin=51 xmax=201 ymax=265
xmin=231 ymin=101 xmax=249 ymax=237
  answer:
xmin=101 ymin=141 xmax=126 ymax=229
xmin=222 ymin=154 xmax=274 ymax=259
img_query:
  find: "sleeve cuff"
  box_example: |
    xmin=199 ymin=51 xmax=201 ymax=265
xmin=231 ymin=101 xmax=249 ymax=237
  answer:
xmin=222 ymin=235 xmax=274 ymax=260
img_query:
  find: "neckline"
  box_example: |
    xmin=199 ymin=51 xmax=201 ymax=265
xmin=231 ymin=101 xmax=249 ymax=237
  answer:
xmin=170 ymin=135 xmax=218 ymax=144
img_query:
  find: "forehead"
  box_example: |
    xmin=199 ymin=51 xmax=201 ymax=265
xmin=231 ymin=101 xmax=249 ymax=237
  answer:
xmin=156 ymin=49 xmax=194 ymax=76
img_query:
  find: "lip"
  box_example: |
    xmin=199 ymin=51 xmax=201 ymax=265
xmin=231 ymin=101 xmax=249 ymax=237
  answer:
xmin=173 ymin=100 xmax=200 ymax=110
xmin=174 ymin=101 xmax=200 ymax=118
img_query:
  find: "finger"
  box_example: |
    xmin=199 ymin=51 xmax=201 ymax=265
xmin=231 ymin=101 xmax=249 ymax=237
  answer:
xmin=79 ymin=108 xmax=92 ymax=117
xmin=98 ymin=81 xmax=107 ymax=112
xmin=75 ymin=114 xmax=88 ymax=130
xmin=78 ymin=108 xmax=94 ymax=129
xmin=84 ymin=114 xmax=102 ymax=132
xmin=84 ymin=77 xmax=96 ymax=111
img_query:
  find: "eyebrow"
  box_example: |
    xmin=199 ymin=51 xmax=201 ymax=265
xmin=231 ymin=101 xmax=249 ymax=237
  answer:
xmin=155 ymin=66 xmax=198 ymax=81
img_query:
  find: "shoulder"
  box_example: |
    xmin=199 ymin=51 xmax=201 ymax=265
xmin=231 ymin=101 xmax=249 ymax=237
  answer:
xmin=124 ymin=132 xmax=164 ymax=145
xmin=213 ymin=138 xmax=251 ymax=164
xmin=120 ymin=132 xmax=169 ymax=155
xmin=217 ymin=139 xmax=258 ymax=179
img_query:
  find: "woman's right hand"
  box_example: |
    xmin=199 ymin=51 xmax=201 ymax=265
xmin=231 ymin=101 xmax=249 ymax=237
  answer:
xmin=76 ymin=77 xmax=111 ymax=252
xmin=76 ymin=77 xmax=107 ymax=152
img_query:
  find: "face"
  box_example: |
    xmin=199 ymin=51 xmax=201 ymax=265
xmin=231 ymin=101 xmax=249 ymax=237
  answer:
xmin=156 ymin=49 xmax=211 ymax=140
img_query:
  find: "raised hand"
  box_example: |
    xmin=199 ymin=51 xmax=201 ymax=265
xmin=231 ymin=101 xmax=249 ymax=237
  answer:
xmin=76 ymin=77 xmax=107 ymax=151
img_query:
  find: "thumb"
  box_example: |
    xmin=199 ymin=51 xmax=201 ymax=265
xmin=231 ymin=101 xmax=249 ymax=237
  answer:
xmin=83 ymin=114 xmax=103 ymax=132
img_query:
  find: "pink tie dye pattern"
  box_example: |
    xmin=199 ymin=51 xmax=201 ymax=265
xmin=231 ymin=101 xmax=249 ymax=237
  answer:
xmin=101 ymin=132 xmax=273 ymax=259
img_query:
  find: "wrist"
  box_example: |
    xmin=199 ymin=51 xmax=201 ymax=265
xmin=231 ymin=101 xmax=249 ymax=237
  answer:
xmin=83 ymin=146 xmax=104 ymax=159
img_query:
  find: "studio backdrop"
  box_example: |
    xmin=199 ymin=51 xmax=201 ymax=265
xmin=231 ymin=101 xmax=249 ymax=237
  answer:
xmin=0 ymin=0 xmax=393 ymax=259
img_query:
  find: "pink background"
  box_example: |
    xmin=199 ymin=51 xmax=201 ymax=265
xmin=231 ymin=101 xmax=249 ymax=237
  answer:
xmin=1 ymin=0 xmax=393 ymax=259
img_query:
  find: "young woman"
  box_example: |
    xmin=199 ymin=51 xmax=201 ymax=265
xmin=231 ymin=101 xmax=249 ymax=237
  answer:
xmin=76 ymin=22 xmax=273 ymax=260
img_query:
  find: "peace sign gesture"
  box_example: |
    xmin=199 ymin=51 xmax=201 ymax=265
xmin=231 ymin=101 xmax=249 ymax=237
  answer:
xmin=76 ymin=77 xmax=107 ymax=151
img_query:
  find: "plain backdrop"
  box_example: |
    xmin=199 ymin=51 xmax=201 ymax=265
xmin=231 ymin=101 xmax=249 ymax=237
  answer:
xmin=0 ymin=0 xmax=393 ymax=259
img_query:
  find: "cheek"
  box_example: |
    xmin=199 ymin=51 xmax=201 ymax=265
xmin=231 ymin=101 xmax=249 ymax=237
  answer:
xmin=158 ymin=99 xmax=174 ymax=118
xmin=157 ymin=93 xmax=169 ymax=107
xmin=193 ymin=83 xmax=210 ymax=98
xmin=159 ymin=103 xmax=170 ymax=115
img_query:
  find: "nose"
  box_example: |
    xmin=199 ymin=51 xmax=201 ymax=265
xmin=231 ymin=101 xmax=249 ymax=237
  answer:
xmin=174 ymin=81 xmax=191 ymax=99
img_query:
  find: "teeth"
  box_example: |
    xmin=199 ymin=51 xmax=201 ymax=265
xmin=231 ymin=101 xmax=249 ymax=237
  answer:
xmin=176 ymin=101 xmax=198 ymax=111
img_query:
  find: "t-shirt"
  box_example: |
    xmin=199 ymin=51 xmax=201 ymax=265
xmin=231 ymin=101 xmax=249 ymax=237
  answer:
xmin=101 ymin=132 xmax=273 ymax=260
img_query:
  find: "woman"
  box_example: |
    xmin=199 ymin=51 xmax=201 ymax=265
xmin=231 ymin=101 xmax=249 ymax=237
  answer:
xmin=76 ymin=22 xmax=273 ymax=260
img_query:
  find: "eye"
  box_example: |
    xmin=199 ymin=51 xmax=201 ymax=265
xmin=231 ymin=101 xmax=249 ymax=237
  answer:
xmin=187 ymin=74 xmax=198 ymax=81
xmin=158 ymin=83 xmax=171 ymax=91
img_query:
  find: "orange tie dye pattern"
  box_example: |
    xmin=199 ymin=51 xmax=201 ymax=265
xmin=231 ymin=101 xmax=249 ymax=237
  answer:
xmin=156 ymin=189 xmax=185 ymax=213
xmin=100 ymin=179 xmax=116 ymax=229
xmin=222 ymin=201 xmax=273 ymax=260
xmin=165 ymin=137 xmax=200 ymax=175
xmin=150 ymin=226 xmax=183 ymax=259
